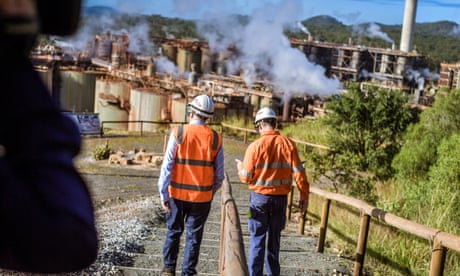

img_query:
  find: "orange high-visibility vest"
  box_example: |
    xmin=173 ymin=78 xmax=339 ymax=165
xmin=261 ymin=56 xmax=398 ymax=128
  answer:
xmin=169 ymin=124 xmax=222 ymax=202
xmin=238 ymin=130 xmax=309 ymax=200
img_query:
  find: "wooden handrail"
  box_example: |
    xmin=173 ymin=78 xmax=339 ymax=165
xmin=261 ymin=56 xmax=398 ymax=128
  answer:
xmin=220 ymin=122 xmax=330 ymax=151
xmin=308 ymin=186 xmax=460 ymax=276
xmin=220 ymin=122 xmax=257 ymax=144
xmin=100 ymin=120 xmax=221 ymax=137
xmin=219 ymin=172 xmax=249 ymax=276
xmin=289 ymin=137 xmax=330 ymax=150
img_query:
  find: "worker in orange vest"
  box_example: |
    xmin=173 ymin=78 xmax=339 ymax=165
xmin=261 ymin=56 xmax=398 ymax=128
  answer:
xmin=158 ymin=94 xmax=224 ymax=276
xmin=236 ymin=107 xmax=309 ymax=276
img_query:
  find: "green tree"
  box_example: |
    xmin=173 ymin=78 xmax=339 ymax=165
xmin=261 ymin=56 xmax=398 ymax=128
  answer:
xmin=392 ymin=89 xmax=460 ymax=182
xmin=391 ymin=89 xmax=460 ymax=233
xmin=424 ymin=134 xmax=460 ymax=234
xmin=321 ymin=83 xmax=418 ymax=201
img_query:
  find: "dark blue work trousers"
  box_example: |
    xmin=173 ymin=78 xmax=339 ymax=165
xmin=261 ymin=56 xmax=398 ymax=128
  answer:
xmin=248 ymin=191 xmax=287 ymax=276
xmin=163 ymin=197 xmax=211 ymax=276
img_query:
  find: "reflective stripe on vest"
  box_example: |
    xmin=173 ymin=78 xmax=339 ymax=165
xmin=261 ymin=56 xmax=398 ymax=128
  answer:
xmin=253 ymin=161 xmax=293 ymax=186
xmin=170 ymin=124 xmax=222 ymax=202
xmin=241 ymin=133 xmax=302 ymax=195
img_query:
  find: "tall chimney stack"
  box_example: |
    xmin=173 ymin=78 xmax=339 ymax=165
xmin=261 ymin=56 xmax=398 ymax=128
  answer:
xmin=400 ymin=0 xmax=417 ymax=52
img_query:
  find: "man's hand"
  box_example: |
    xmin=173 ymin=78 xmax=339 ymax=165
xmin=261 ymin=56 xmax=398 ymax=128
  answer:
xmin=235 ymin=159 xmax=242 ymax=171
xmin=162 ymin=200 xmax=171 ymax=212
xmin=299 ymin=199 xmax=308 ymax=214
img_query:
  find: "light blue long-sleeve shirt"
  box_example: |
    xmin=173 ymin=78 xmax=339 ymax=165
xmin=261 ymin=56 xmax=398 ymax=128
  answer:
xmin=157 ymin=119 xmax=225 ymax=202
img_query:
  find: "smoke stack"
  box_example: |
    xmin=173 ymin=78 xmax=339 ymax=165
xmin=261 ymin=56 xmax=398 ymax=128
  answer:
xmin=400 ymin=0 xmax=417 ymax=52
xmin=348 ymin=37 xmax=353 ymax=46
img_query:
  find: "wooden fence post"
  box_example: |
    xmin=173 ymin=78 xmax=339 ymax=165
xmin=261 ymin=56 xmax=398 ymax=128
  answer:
xmin=219 ymin=186 xmax=226 ymax=273
xmin=298 ymin=209 xmax=307 ymax=235
xmin=317 ymin=199 xmax=331 ymax=253
xmin=429 ymin=239 xmax=446 ymax=276
xmin=354 ymin=213 xmax=370 ymax=276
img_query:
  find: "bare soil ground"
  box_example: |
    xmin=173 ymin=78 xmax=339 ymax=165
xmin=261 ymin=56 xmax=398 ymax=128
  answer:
xmin=76 ymin=134 xmax=166 ymax=207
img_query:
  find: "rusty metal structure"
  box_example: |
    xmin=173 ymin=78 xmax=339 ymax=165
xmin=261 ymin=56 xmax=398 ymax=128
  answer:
xmin=439 ymin=62 xmax=460 ymax=90
xmin=31 ymin=31 xmax=437 ymax=125
xmin=291 ymin=36 xmax=429 ymax=85
xmin=31 ymin=34 xmax=277 ymax=123
xmin=30 ymin=0 xmax=441 ymax=123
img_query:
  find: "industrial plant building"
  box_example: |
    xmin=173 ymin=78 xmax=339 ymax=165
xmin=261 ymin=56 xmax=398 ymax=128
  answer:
xmin=30 ymin=0 xmax=451 ymax=133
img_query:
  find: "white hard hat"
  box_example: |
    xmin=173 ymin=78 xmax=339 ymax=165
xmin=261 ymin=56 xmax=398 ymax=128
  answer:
xmin=254 ymin=107 xmax=277 ymax=124
xmin=188 ymin=94 xmax=214 ymax=118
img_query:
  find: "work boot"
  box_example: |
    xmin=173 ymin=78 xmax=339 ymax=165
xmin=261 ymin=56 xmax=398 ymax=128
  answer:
xmin=160 ymin=267 xmax=176 ymax=276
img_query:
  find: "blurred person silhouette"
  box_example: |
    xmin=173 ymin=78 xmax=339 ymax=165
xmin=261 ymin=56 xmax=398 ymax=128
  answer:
xmin=236 ymin=107 xmax=309 ymax=276
xmin=0 ymin=0 xmax=98 ymax=273
xmin=158 ymin=94 xmax=224 ymax=276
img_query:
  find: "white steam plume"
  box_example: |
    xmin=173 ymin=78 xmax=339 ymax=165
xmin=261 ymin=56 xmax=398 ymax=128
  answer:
xmin=353 ymin=22 xmax=394 ymax=44
xmin=405 ymin=67 xmax=439 ymax=90
xmin=297 ymin=21 xmax=310 ymax=35
xmin=359 ymin=69 xmax=388 ymax=81
xmin=56 ymin=12 xmax=155 ymax=56
xmin=155 ymin=56 xmax=179 ymax=75
xmin=450 ymin=24 xmax=460 ymax=36
xmin=195 ymin=0 xmax=341 ymax=99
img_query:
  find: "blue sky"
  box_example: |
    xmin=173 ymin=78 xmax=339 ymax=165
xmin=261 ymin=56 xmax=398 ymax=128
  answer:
xmin=83 ymin=0 xmax=460 ymax=25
